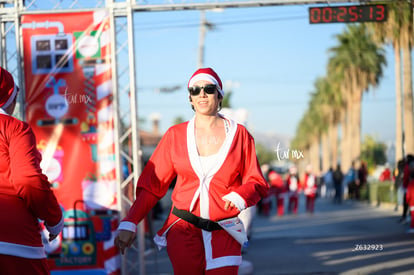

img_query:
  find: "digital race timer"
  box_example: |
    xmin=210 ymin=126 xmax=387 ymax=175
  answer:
xmin=309 ymin=4 xmax=387 ymax=24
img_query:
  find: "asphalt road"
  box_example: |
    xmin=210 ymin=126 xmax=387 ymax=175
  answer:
xmin=142 ymin=195 xmax=414 ymax=275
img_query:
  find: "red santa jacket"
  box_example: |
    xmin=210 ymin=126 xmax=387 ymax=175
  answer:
xmin=0 ymin=111 xmax=63 ymax=259
xmin=303 ymin=173 xmax=318 ymax=197
xmin=286 ymin=174 xmax=300 ymax=195
xmin=406 ymin=179 xmax=414 ymax=207
xmin=268 ymin=170 xmax=286 ymax=197
xmin=118 ymin=116 xmax=269 ymax=269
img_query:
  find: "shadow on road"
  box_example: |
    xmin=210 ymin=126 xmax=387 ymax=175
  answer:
xmin=141 ymin=196 xmax=414 ymax=275
xmin=243 ymin=197 xmax=414 ymax=275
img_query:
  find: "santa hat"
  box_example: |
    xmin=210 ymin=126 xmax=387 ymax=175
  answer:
xmin=0 ymin=66 xmax=18 ymax=109
xmin=188 ymin=67 xmax=224 ymax=97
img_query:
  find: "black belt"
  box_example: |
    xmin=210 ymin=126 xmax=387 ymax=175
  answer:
xmin=172 ymin=206 xmax=222 ymax=232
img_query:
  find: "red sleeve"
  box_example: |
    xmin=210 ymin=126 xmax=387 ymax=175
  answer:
xmin=124 ymin=128 xmax=177 ymax=225
xmin=9 ymin=122 xmax=62 ymax=227
xmin=122 ymin=188 xmax=159 ymax=225
xmin=136 ymin=128 xmax=177 ymax=197
xmin=236 ymin=130 xmax=269 ymax=207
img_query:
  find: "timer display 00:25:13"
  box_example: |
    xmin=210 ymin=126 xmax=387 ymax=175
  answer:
xmin=309 ymin=4 xmax=387 ymax=24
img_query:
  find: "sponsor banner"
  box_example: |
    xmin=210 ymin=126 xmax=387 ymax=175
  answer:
xmin=22 ymin=11 xmax=119 ymax=274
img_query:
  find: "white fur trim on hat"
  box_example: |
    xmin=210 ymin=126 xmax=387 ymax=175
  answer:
xmin=2 ymin=82 xmax=18 ymax=109
xmin=188 ymin=73 xmax=224 ymax=97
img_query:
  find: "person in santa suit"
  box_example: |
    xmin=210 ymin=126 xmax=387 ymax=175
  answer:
xmin=286 ymin=165 xmax=300 ymax=215
xmin=268 ymin=168 xmax=286 ymax=216
xmin=114 ymin=67 xmax=269 ymax=274
xmin=0 ymin=66 xmax=64 ymax=274
xmin=405 ymin=159 xmax=414 ymax=233
xmin=303 ymin=164 xmax=318 ymax=214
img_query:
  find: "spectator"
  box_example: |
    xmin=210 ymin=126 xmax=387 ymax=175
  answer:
xmin=346 ymin=161 xmax=359 ymax=200
xmin=333 ymin=164 xmax=344 ymax=204
xmin=394 ymin=159 xmax=405 ymax=212
xmin=323 ymin=167 xmax=334 ymax=198
xmin=400 ymin=154 xmax=414 ymax=223
xmin=404 ymin=160 xmax=414 ymax=233
xmin=356 ymin=161 xmax=368 ymax=200
xmin=379 ymin=164 xmax=392 ymax=182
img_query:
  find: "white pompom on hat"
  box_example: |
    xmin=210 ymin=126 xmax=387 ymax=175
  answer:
xmin=0 ymin=66 xmax=18 ymax=109
xmin=188 ymin=67 xmax=224 ymax=97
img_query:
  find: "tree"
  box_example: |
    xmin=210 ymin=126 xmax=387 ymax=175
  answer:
xmin=367 ymin=0 xmax=413 ymax=162
xmin=255 ymin=143 xmax=276 ymax=166
xmin=173 ymin=116 xmax=185 ymax=125
xmin=360 ymin=135 xmax=387 ymax=171
xmin=328 ymin=24 xmax=386 ymax=171
xmin=399 ymin=2 xmax=414 ymax=155
xmin=312 ymin=77 xmax=343 ymax=172
xmin=222 ymin=91 xmax=232 ymax=108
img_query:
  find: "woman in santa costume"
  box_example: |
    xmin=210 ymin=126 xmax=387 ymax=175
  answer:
xmin=268 ymin=168 xmax=286 ymax=216
xmin=0 ymin=66 xmax=64 ymax=274
xmin=303 ymin=164 xmax=318 ymax=214
xmin=286 ymin=166 xmax=300 ymax=215
xmin=115 ymin=67 xmax=269 ymax=274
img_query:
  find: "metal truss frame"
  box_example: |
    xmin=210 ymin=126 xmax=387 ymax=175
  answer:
xmin=0 ymin=0 xmax=389 ymax=273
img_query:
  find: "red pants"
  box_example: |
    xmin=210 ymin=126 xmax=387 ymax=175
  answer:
xmin=261 ymin=195 xmax=272 ymax=216
xmin=0 ymin=254 xmax=50 ymax=275
xmin=410 ymin=208 xmax=414 ymax=229
xmin=288 ymin=195 xmax=298 ymax=214
xmin=276 ymin=195 xmax=285 ymax=216
xmin=306 ymin=196 xmax=316 ymax=213
xmin=166 ymin=219 xmax=239 ymax=275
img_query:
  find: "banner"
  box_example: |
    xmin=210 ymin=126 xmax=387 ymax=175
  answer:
xmin=22 ymin=11 xmax=120 ymax=274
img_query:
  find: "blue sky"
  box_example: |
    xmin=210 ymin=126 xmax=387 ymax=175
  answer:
xmin=133 ymin=5 xmax=396 ymax=144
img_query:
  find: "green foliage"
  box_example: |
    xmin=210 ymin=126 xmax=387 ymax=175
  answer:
xmin=360 ymin=135 xmax=387 ymax=170
xmin=255 ymin=143 xmax=276 ymax=166
xmin=366 ymin=181 xmax=396 ymax=206
xmin=222 ymin=91 xmax=232 ymax=108
xmin=173 ymin=116 xmax=185 ymax=125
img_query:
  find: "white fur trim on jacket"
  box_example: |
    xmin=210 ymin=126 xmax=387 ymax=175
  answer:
xmin=222 ymin=191 xmax=246 ymax=211
xmin=117 ymin=221 xmax=137 ymax=233
xmin=0 ymin=241 xmax=46 ymax=259
xmin=45 ymin=215 xmax=65 ymax=235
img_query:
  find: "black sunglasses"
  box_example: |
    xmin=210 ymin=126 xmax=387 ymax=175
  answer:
xmin=188 ymin=84 xmax=217 ymax=96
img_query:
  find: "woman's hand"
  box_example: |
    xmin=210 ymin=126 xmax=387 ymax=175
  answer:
xmin=114 ymin=230 xmax=136 ymax=255
xmin=223 ymin=199 xmax=236 ymax=210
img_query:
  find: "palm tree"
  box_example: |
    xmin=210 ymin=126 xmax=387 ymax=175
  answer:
xmin=398 ymin=2 xmax=414 ymax=155
xmin=315 ymin=84 xmax=332 ymax=173
xmin=291 ymin=111 xmax=314 ymax=172
xmin=325 ymin=75 xmax=345 ymax=168
xmin=328 ymin=24 xmax=386 ymax=171
xmin=290 ymin=89 xmax=326 ymax=175
xmin=313 ymin=77 xmax=343 ymax=171
xmin=367 ymin=0 xmax=413 ymax=162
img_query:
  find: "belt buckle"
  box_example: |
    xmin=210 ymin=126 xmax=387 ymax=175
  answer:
xmin=198 ymin=218 xmax=213 ymax=231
